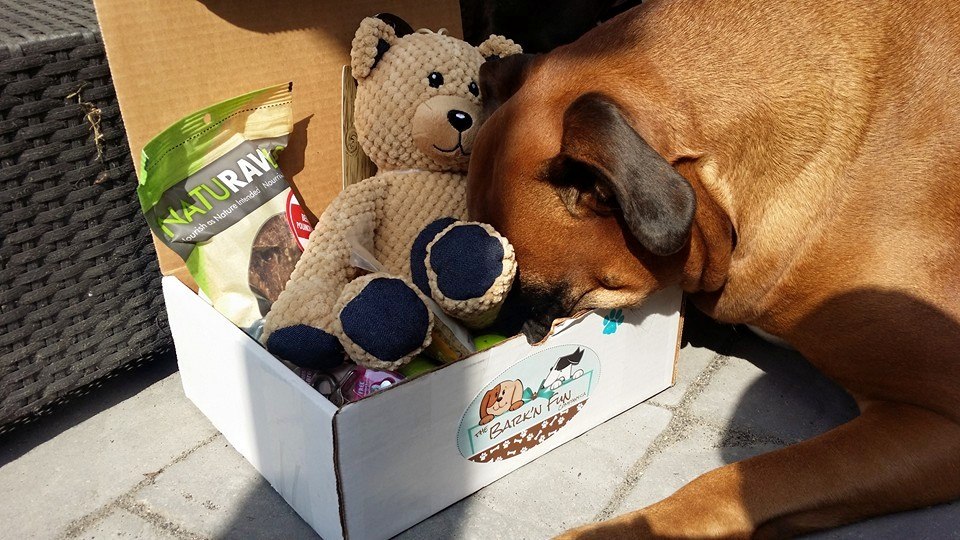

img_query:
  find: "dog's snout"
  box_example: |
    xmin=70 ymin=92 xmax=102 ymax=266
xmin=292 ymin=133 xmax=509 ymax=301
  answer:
xmin=522 ymin=318 xmax=553 ymax=344
xmin=514 ymin=284 xmax=573 ymax=345
xmin=447 ymin=110 xmax=473 ymax=132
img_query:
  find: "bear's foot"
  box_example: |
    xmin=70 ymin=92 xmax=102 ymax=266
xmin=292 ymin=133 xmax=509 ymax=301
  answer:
xmin=426 ymin=222 xmax=517 ymax=328
xmin=335 ymin=274 xmax=433 ymax=370
xmin=266 ymin=325 xmax=345 ymax=370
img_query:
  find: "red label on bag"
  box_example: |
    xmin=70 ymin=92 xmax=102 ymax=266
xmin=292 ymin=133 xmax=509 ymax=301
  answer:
xmin=286 ymin=191 xmax=313 ymax=251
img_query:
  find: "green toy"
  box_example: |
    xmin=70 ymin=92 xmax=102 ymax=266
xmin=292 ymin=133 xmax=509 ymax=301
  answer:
xmin=473 ymin=334 xmax=508 ymax=352
xmin=398 ymin=356 xmax=441 ymax=378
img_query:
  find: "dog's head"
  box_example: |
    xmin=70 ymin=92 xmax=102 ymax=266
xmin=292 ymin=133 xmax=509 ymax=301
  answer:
xmin=481 ymin=381 xmax=521 ymax=419
xmin=469 ymin=55 xmax=715 ymax=342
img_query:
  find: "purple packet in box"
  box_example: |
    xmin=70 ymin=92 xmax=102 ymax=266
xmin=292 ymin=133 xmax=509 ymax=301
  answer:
xmin=341 ymin=367 xmax=404 ymax=402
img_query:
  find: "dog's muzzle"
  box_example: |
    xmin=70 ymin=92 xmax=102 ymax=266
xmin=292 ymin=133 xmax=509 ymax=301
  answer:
xmin=508 ymin=284 xmax=573 ymax=344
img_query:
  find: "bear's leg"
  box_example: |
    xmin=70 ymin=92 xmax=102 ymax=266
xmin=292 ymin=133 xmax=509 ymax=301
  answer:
xmin=266 ymin=325 xmax=345 ymax=371
xmin=410 ymin=217 xmax=459 ymax=297
xmin=333 ymin=273 xmax=434 ymax=370
xmin=423 ymin=222 xmax=517 ymax=328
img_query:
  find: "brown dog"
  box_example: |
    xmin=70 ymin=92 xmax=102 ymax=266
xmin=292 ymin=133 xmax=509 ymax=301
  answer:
xmin=480 ymin=380 xmax=526 ymax=425
xmin=467 ymin=0 xmax=960 ymax=537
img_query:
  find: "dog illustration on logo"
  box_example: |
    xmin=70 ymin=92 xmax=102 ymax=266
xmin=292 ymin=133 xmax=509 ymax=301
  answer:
xmin=480 ymin=379 xmax=525 ymax=425
xmin=542 ymin=348 xmax=586 ymax=391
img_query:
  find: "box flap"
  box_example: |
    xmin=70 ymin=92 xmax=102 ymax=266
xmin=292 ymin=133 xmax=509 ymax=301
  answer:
xmin=93 ymin=0 xmax=463 ymax=282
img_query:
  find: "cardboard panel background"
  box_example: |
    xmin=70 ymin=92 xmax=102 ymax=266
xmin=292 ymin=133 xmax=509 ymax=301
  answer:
xmin=93 ymin=0 xmax=463 ymax=284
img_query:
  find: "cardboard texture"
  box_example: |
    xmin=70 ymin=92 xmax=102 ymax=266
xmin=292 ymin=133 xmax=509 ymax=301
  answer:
xmin=165 ymin=276 xmax=682 ymax=540
xmin=93 ymin=0 xmax=463 ymax=282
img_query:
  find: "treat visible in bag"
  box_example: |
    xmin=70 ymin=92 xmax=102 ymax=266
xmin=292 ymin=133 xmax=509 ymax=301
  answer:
xmin=138 ymin=83 xmax=310 ymax=332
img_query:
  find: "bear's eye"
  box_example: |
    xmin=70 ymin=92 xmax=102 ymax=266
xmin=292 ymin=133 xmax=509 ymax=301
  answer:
xmin=427 ymin=71 xmax=444 ymax=88
xmin=468 ymin=81 xmax=479 ymax=97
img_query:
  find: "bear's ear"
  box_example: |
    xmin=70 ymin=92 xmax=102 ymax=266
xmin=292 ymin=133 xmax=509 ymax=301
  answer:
xmin=351 ymin=13 xmax=414 ymax=79
xmin=477 ymin=34 xmax=523 ymax=61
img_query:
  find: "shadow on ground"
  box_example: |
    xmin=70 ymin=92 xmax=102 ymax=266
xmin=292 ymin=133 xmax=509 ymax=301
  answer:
xmin=0 ymin=351 xmax=178 ymax=468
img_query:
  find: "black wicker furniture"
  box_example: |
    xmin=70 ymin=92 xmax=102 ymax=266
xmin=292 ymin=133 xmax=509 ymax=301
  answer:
xmin=0 ymin=0 xmax=172 ymax=430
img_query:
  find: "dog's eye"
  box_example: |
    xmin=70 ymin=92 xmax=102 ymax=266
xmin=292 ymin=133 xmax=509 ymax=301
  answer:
xmin=592 ymin=186 xmax=618 ymax=209
xmin=427 ymin=71 xmax=444 ymax=88
xmin=468 ymin=81 xmax=480 ymax=97
xmin=585 ymin=188 xmax=619 ymax=216
xmin=548 ymin=157 xmax=619 ymax=218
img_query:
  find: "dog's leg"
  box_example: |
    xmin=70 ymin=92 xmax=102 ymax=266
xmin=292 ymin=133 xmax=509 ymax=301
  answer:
xmin=558 ymin=401 xmax=960 ymax=539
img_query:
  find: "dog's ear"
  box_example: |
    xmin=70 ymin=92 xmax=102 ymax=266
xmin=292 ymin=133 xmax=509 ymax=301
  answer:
xmin=549 ymin=93 xmax=696 ymax=256
xmin=481 ymin=387 xmax=498 ymax=415
xmin=351 ymin=14 xmax=414 ymax=79
xmin=479 ymin=53 xmax=535 ymax=118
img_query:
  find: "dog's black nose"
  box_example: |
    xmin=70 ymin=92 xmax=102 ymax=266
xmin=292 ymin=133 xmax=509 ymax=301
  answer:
xmin=447 ymin=110 xmax=473 ymax=132
xmin=522 ymin=319 xmax=552 ymax=345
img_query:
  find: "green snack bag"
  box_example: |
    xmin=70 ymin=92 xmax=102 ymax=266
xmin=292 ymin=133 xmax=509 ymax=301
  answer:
xmin=139 ymin=83 xmax=310 ymax=333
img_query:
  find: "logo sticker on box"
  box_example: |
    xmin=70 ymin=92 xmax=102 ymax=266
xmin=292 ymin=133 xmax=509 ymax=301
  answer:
xmin=457 ymin=344 xmax=600 ymax=462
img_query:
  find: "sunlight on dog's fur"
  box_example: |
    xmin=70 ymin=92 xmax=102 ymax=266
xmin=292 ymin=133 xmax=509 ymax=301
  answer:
xmin=467 ymin=0 xmax=960 ymax=537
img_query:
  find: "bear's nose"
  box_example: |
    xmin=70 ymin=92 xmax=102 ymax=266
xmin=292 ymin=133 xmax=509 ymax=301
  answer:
xmin=447 ymin=110 xmax=473 ymax=132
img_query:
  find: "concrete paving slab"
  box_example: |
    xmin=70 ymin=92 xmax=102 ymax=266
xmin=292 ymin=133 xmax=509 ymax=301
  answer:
xmin=399 ymin=494 xmax=554 ymax=540
xmin=689 ymin=334 xmax=858 ymax=444
xmin=809 ymin=501 xmax=960 ymax=539
xmin=615 ymin=424 xmax=783 ymax=513
xmin=0 ymin=365 xmax=218 ymax=540
xmin=647 ymin=343 xmax=718 ymax=408
xmin=74 ymin=508 xmax=172 ymax=540
xmin=132 ymin=435 xmax=318 ymax=540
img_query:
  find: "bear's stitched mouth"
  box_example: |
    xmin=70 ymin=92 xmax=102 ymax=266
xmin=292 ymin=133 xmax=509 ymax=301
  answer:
xmin=433 ymin=134 xmax=470 ymax=156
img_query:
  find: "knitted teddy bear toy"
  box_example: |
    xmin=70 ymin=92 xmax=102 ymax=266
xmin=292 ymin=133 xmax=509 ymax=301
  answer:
xmin=262 ymin=14 xmax=523 ymax=371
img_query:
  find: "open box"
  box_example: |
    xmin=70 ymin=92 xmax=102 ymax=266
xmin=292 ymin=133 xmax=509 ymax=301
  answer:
xmin=95 ymin=0 xmax=684 ymax=538
xmin=165 ymin=276 xmax=681 ymax=539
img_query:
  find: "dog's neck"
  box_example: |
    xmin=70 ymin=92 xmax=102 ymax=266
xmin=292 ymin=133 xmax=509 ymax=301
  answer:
xmin=673 ymin=159 xmax=735 ymax=298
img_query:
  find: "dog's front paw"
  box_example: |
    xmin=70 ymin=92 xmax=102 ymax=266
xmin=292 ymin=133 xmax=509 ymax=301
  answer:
xmin=425 ymin=222 xmax=517 ymax=328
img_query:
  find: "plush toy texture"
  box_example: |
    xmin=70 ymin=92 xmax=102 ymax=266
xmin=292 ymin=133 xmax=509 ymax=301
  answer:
xmin=263 ymin=15 xmax=521 ymax=371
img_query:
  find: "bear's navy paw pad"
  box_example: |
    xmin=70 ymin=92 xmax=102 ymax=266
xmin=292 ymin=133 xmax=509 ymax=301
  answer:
xmin=411 ymin=217 xmax=459 ymax=297
xmin=267 ymin=325 xmax=345 ymax=370
xmin=430 ymin=224 xmax=504 ymax=301
xmin=340 ymin=278 xmax=430 ymax=363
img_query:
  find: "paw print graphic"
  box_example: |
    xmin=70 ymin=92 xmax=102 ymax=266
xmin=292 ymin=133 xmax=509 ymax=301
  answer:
xmin=603 ymin=309 xmax=624 ymax=335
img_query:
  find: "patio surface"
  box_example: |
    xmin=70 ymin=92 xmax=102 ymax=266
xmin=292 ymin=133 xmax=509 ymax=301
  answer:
xmin=1 ymin=307 xmax=957 ymax=539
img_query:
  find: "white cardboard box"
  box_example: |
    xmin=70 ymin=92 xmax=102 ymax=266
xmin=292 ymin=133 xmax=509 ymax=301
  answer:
xmin=164 ymin=276 xmax=682 ymax=539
